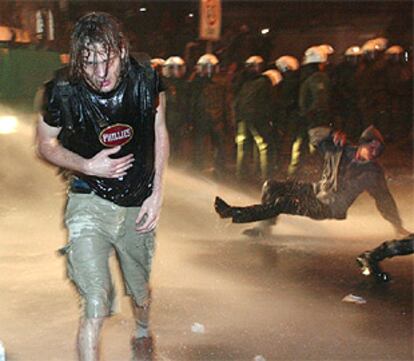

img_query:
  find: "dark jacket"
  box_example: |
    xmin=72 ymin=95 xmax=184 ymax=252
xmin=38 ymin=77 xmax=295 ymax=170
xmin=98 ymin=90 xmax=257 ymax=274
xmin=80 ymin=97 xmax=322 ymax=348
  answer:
xmin=309 ymin=127 xmax=402 ymax=227
xmin=234 ymin=73 xmax=273 ymax=124
xmin=299 ymin=71 xmax=331 ymax=128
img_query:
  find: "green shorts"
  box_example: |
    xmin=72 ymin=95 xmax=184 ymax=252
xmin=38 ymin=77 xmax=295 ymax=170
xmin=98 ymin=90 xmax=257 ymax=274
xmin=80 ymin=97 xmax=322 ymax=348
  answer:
xmin=61 ymin=192 xmax=156 ymax=319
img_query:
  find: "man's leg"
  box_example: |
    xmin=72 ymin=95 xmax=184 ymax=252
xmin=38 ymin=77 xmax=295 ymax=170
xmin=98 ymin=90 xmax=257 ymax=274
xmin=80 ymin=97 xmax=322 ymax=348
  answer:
xmin=235 ymin=120 xmax=249 ymax=180
xmin=250 ymin=125 xmax=274 ymax=182
xmin=130 ymin=301 xmax=154 ymax=361
xmin=215 ymin=181 xmax=331 ymax=224
xmin=242 ymin=180 xmax=282 ymax=237
xmin=64 ymin=193 xmax=117 ymax=361
xmin=115 ymin=207 xmax=157 ymax=361
xmin=78 ymin=318 xmax=105 ymax=361
xmin=215 ymin=180 xmax=295 ymax=224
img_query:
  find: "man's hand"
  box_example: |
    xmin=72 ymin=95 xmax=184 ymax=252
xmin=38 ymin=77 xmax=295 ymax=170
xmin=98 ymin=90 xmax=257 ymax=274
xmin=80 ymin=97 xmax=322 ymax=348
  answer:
xmin=136 ymin=192 xmax=162 ymax=233
xmin=83 ymin=146 xmax=134 ymax=178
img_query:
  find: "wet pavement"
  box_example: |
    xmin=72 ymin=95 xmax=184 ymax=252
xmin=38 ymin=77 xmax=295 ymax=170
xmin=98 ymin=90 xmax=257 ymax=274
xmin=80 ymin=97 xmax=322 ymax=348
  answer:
xmin=0 ymin=111 xmax=413 ymax=360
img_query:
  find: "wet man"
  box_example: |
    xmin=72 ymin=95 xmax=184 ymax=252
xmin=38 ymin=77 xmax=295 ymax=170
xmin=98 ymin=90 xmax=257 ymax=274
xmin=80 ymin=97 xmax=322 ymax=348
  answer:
xmin=215 ymin=126 xmax=409 ymax=238
xmin=36 ymin=13 xmax=168 ymax=361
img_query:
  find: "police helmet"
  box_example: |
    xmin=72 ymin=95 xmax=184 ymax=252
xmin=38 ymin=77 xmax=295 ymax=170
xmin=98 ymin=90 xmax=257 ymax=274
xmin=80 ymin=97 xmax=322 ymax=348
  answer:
xmin=385 ymin=45 xmax=404 ymax=55
xmin=302 ymin=46 xmax=328 ymax=65
xmin=344 ymin=46 xmax=362 ymax=56
xmin=318 ymin=44 xmax=335 ymax=55
xmin=245 ymin=55 xmax=264 ymax=65
xmin=165 ymin=56 xmax=186 ymax=66
xmin=197 ymin=53 xmax=219 ymax=66
xmin=275 ymin=55 xmax=299 ymax=72
xmin=262 ymin=69 xmax=283 ymax=86
xmin=151 ymin=58 xmax=165 ymax=67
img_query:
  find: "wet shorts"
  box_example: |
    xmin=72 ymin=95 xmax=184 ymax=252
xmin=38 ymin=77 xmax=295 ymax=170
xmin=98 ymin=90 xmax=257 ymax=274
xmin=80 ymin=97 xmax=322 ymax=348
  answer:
xmin=61 ymin=192 xmax=156 ymax=319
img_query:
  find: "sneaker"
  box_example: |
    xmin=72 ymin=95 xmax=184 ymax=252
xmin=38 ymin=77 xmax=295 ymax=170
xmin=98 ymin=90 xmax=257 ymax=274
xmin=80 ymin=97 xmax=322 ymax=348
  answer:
xmin=131 ymin=336 xmax=155 ymax=361
xmin=356 ymin=252 xmax=390 ymax=282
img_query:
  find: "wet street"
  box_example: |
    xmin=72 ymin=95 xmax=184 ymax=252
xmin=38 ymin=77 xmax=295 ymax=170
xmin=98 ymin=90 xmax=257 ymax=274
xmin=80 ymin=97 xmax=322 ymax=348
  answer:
xmin=0 ymin=112 xmax=413 ymax=361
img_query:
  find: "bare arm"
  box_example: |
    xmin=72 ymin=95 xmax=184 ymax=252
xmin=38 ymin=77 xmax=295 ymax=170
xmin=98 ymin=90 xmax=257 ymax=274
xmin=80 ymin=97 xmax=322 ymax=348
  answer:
xmin=152 ymin=92 xmax=169 ymax=196
xmin=36 ymin=115 xmax=134 ymax=178
xmin=136 ymin=91 xmax=170 ymax=232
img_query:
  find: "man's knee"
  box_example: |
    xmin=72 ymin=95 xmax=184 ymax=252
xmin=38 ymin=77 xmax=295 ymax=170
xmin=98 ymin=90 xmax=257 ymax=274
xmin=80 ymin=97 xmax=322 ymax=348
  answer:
xmin=80 ymin=316 xmax=105 ymax=330
xmin=132 ymin=287 xmax=152 ymax=310
xmin=83 ymin=289 xmax=115 ymax=319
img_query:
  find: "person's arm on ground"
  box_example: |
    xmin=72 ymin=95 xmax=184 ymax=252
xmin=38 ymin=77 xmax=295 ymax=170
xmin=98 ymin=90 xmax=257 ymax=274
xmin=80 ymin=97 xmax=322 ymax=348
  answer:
xmin=366 ymin=167 xmax=410 ymax=236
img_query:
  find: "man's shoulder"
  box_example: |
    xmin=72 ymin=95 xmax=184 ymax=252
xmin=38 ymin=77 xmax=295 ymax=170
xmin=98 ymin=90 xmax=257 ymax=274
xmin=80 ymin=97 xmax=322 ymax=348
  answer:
xmin=128 ymin=58 xmax=154 ymax=81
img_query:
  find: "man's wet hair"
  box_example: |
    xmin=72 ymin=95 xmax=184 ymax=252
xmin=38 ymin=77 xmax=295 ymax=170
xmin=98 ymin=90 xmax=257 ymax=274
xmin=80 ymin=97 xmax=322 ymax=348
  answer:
xmin=69 ymin=12 xmax=130 ymax=80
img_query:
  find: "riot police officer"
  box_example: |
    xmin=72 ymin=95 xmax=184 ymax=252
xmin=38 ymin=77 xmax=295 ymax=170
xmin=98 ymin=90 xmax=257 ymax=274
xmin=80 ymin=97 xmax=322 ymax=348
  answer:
xmin=163 ymin=56 xmax=190 ymax=161
xmin=234 ymin=56 xmax=278 ymax=181
xmin=150 ymin=57 xmax=165 ymax=76
xmin=275 ymin=55 xmax=300 ymax=171
xmin=287 ymin=46 xmax=331 ymax=176
xmin=384 ymin=45 xmax=412 ymax=140
xmin=357 ymin=37 xmax=389 ymax=136
xmin=189 ymin=54 xmax=228 ymax=175
xmin=331 ymin=46 xmax=363 ymax=141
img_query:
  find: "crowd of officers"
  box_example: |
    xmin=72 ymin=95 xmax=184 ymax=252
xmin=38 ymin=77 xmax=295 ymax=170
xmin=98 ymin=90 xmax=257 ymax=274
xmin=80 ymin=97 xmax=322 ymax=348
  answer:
xmin=150 ymin=37 xmax=412 ymax=181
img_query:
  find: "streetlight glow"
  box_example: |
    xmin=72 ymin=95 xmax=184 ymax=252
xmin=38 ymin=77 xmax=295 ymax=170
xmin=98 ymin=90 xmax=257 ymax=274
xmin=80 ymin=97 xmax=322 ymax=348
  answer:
xmin=0 ymin=116 xmax=18 ymax=134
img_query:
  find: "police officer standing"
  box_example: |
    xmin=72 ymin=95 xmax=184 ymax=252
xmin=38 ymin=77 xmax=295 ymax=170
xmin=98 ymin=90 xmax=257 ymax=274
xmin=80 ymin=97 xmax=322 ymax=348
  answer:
xmin=234 ymin=56 xmax=278 ymax=181
xmin=189 ymin=54 xmax=228 ymax=175
xmin=274 ymin=55 xmax=300 ymax=169
xmin=384 ymin=45 xmax=412 ymax=140
xmin=331 ymin=46 xmax=363 ymax=141
xmin=357 ymin=37 xmax=389 ymax=136
xmin=287 ymin=46 xmax=331 ymax=176
xmin=163 ymin=56 xmax=190 ymax=161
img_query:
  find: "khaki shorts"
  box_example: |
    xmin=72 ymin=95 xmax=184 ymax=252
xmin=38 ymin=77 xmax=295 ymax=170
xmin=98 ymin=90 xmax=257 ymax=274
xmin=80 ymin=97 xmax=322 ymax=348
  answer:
xmin=61 ymin=192 xmax=156 ymax=319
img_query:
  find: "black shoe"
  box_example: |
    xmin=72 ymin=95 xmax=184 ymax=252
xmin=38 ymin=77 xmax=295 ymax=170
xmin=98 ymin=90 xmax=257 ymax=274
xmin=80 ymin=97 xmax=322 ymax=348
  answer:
xmin=356 ymin=252 xmax=390 ymax=282
xmin=214 ymin=197 xmax=233 ymax=218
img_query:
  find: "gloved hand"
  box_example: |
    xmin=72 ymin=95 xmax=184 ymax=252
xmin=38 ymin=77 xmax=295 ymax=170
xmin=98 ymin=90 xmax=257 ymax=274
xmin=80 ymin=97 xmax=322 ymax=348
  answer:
xmin=333 ymin=131 xmax=346 ymax=147
xmin=214 ymin=197 xmax=233 ymax=218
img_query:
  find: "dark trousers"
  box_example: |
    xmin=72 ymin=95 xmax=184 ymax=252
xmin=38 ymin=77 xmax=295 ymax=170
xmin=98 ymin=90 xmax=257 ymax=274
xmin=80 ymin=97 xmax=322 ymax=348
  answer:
xmin=232 ymin=180 xmax=334 ymax=223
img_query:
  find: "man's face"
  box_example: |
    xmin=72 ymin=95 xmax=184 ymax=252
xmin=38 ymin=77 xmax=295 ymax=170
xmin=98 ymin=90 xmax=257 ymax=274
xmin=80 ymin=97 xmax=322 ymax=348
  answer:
xmin=171 ymin=65 xmax=186 ymax=79
xmin=82 ymin=43 xmax=122 ymax=93
xmin=358 ymin=140 xmax=382 ymax=161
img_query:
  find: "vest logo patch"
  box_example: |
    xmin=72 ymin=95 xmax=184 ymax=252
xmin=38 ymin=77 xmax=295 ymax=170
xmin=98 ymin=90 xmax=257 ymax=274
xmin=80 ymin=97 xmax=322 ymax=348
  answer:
xmin=99 ymin=123 xmax=134 ymax=147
